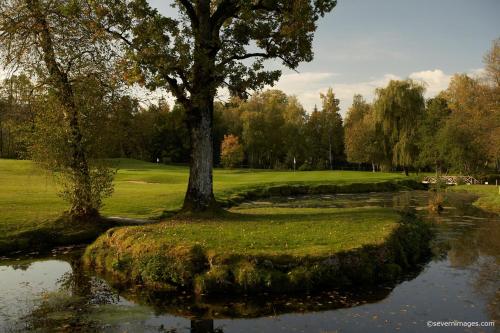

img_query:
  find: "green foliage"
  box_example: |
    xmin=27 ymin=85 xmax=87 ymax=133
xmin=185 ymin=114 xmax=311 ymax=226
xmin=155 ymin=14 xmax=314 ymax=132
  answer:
xmin=93 ymin=0 xmax=337 ymax=101
xmin=28 ymin=79 xmax=116 ymax=217
xmin=0 ymin=75 xmax=38 ymax=159
xmin=416 ymin=96 xmax=451 ymax=171
xmin=308 ymin=88 xmax=344 ymax=169
xmin=344 ymin=94 xmax=385 ymax=168
xmin=240 ymin=90 xmax=303 ymax=168
xmin=438 ymin=73 xmax=499 ymax=174
xmin=56 ymin=165 xmax=116 ymax=217
xmin=347 ymin=43 xmax=499 ymax=175
xmin=214 ymin=89 xmax=345 ymax=170
xmin=374 ymin=79 xmax=426 ymax=171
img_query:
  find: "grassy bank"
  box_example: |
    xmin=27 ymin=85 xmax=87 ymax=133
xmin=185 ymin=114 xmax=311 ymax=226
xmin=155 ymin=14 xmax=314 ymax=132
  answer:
xmin=450 ymin=185 xmax=500 ymax=213
xmin=0 ymin=158 xmax=417 ymax=254
xmin=83 ymin=207 xmax=432 ymax=294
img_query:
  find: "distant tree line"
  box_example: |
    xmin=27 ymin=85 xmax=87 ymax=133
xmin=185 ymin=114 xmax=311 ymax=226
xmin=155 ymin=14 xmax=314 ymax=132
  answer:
xmin=0 ymin=86 xmax=346 ymax=170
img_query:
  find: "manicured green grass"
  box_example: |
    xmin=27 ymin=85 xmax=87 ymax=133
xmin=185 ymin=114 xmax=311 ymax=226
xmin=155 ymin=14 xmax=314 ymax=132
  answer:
xmin=451 ymin=185 xmax=500 ymax=213
xmin=101 ymin=207 xmax=399 ymax=258
xmin=0 ymin=158 xmax=407 ymax=240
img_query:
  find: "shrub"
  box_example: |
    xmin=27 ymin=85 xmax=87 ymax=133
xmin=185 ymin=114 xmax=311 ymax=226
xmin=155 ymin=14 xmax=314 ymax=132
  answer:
xmin=220 ymin=134 xmax=244 ymax=168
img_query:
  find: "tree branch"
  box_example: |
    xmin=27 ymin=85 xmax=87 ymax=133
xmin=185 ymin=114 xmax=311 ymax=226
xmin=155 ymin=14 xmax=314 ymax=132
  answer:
xmin=178 ymin=0 xmax=198 ymax=30
xmin=103 ymin=26 xmax=134 ymax=49
xmin=217 ymin=52 xmax=271 ymax=68
xmin=210 ymin=0 xmax=238 ymax=32
xmin=163 ymin=73 xmax=190 ymax=109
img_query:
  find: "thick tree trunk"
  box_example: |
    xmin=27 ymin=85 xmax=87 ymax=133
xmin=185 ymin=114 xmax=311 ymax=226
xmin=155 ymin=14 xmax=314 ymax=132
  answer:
xmin=403 ymin=166 xmax=409 ymax=176
xmin=182 ymin=100 xmax=217 ymax=212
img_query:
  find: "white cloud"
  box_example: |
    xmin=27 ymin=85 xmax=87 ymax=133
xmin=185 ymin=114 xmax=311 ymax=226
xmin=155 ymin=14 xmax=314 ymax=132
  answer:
xmin=330 ymin=74 xmax=401 ymax=114
xmin=272 ymin=71 xmax=340 ymax=111
xmin=271 ymin=72 xmax=401 ymax=116
xmin=468 ymin=68 xmax=486 ymax=78
xmin=269 ymin=68 xmax=485 ymax=117
xmin=409 ymin=69 xmax=451 ymax=97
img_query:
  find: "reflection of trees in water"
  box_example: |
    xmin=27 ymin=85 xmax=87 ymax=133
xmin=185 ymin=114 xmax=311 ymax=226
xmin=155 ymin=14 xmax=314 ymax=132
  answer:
xmin=445 ymin=213 xmax=500 ymax=323
xmin=119 ymin=285 xmax=394 ymax=322
xmin=20 ymin=255 xmax=117 ymax=332
xmin=389 ymin=191 xmax=499 ymax=324
xmin=58 ymin=256 xmax=119 ymax=305
xmin=392 ymin=191 xmax=413 ymax=209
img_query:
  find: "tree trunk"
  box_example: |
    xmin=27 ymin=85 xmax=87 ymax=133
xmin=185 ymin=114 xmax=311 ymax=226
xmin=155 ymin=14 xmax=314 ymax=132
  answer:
xmin=328 ymin=136 xmax=333 ymax=170
xmin=403 ymin=166 xmax=409 ymax=176
xmin=182 ymin=99 xmax=217 ymax=212
xmin=372 ymin=161 xmax=375 ymax=173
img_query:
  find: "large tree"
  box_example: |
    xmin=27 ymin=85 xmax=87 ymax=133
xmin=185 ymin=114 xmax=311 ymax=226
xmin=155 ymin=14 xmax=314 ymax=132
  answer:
xmin=374 ymin=79 xmax=425 ymax=176
xmin=344 ymin=94 xmax=384 ymax=171
xmin=416 ymin=96 xmax=451 ymax=174
xmin=0 ymin=0 xmax=116 ymax=219
xmin=94 ymin=0 xmax=337 ymax=211
xmin=441 ymin=74 xmax=497 ymax=174
xmin=319 ymin=88 xmax=343 ymax=169
xmin=482 ymin=38 xmax=500 ymax=170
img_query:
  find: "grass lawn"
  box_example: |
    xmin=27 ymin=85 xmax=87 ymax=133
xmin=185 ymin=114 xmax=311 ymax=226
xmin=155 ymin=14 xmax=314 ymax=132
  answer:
xmin=0 ymin=158 xmax=408 ymax=242
xmin=99 ymin=206 xmax=399 ymax=258
xmin=451 ymin=185 xmax=500 ymax=213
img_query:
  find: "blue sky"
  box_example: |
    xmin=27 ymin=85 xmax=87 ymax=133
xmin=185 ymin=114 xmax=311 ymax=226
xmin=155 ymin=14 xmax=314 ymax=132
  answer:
xmin=148 ymin=0 xmax=499 ymax=115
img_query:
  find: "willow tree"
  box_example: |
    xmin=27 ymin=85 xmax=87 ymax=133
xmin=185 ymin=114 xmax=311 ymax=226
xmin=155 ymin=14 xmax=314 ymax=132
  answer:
xmin=94 ymin=0 xmax=337 ymax=211
xmin=0 ymin=0 xmax=115 ymax=220
xmin=374 ymin=80 xmax=425 ymax=176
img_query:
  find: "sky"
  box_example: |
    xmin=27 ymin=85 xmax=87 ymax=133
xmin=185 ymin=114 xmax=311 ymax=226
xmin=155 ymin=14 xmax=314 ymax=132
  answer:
xmin=148 ymin=0 xmax=499 ymax=116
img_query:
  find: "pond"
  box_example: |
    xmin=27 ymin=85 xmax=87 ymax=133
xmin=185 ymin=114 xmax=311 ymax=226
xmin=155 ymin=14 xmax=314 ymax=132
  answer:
xmin=0 ymin=191 xmax=498 ymax=332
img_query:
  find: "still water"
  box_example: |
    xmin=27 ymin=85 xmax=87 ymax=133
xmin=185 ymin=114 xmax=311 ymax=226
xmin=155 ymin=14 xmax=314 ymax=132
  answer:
xmin=0 ymin=191 xmax=498 ymax=332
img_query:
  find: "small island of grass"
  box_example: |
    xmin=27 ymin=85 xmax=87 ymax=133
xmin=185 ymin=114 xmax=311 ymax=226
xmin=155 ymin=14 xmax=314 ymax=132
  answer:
xmin=84 ymin=206 xmax=432 ymax=295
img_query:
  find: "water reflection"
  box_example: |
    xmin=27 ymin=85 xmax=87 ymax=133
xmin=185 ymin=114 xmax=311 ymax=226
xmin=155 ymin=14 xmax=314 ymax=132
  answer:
xmin=0 ymin=191 xmax=498 ymax=332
